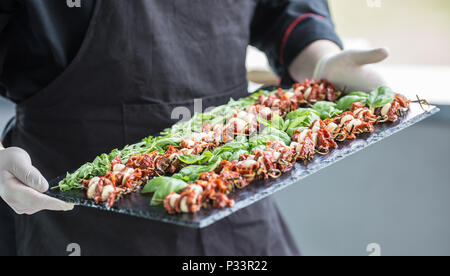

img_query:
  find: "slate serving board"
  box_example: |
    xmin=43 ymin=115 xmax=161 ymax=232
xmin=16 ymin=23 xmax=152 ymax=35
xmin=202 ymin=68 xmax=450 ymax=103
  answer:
xmin=46 ymin=103 xmax=439 ymax=228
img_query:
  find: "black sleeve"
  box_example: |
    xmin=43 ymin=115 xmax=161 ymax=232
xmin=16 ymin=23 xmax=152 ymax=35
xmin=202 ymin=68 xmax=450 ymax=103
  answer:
xmin=0 ymin=0 xmax=16 ymax=33
xmin=0 ymin=0 xmax=18 ymax=256
xmin=250 ymin=0 xmax=343 ymax=81
xmin=0 ymin=0 xmax=17 ymax=82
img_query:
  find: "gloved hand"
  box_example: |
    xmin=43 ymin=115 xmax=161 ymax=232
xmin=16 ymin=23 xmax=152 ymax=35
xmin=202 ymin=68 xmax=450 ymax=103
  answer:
xmin=313 ymin=48 xmax=390 ymax=92
xmin=0 ymin=145 xmax=74 ymax=215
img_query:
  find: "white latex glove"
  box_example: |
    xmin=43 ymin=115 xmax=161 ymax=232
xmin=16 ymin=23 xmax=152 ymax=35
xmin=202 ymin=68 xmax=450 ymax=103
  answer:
xmin=313 ymin=48 xmax=390 ymax=92
xmin=0 ymin=145 xmax=74 ymax=215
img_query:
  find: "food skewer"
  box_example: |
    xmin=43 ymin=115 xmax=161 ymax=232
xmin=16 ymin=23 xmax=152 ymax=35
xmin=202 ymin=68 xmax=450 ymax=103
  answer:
xmin=162 ymin=84 xmax=411 ymax=215
xmin=57 ymin=79 xmax=412 ymax=213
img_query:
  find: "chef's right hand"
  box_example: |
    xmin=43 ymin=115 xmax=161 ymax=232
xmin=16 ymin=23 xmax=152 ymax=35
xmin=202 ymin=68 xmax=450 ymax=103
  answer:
xmin=0 ymin=145 xmax=74 ymax=215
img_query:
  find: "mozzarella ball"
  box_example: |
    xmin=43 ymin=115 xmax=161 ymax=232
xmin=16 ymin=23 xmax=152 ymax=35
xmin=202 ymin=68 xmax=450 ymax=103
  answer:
xmin=237 ymin=111 xmax=248 ymax=119
xmin=260 ymin=96 xmax=268 ymax=105
xmin=246 ymin=155 xmax=255 ymax=161
xmin=353 ymin=108 xmax=363 ymax=115
xmin=180 ymin=197 xmax=189 ymax=213
xmin=326 ymin=122 xmax=338 ymax=134
xmin=294 ymin=85 xmax=304 ymax=93
xmin=304 ymin=87 xmax=312 ymax=99
xmin=290 ymin=142 xmax=302 ymax=153
xmin=122 ymin=168 xmax=135 ymax=186
xmin=340 ymin=115 xmax=354 ymax=125
xmin=87 ymin=182 xmax=98 ymax=199
xmin=240 ymin=159 xmax=258 ymax=168
xmin=312 ymin=121 xmax=321 ymax=133
xmin=381 ymin=103 xmax=392 ymax=117
xmin=180 ymin=148 xmax=194 ymax=155
xmin=183 ymin=139 xmax=196 ymax=148
xmin=206 ymin=131 xmax=214 ymax=141
xmin=213 ymin=124 xmax=222 ymax=132
xmin=191 ymin=132 xmax=205 ymax=143
xmin=113 ymin=164 xmax=125 ymax=172
xmin=88 ymin=177 xmax=100 ymax=188
xmin=311 ymin=133 xmax=318 ymax=147
xmin=259 ymin=107 xmax=272 ymax=118
xmin=273 ymin=151 xmax=281 ymax=161
xmin=101 ymin=185 xmax=115 ymax=202
xmin=246 ymin=106 xmax=257 ymax=114
xmin=228 ymin=118 xmax=248 ymax=133
xmin=169 ymin=194 xmax=180 ymax=209
xmin=190 ymin=185 xmax=204 ymax=195
xmin=347 ymin=119 xmax=362 ymax=130
xmin=244 ymin=113 xmax=256 ymax=124
xmin=297 ymin=129 xmax=309 ymax=143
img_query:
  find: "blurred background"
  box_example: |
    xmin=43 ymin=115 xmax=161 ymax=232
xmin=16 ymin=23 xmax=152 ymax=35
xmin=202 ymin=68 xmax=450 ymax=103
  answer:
xmin=250 ymin=0 xmax=450 ymax=256
xmin=1 ymin=0 xmax=449 ymax=255
xmin=248 ymin=0 xmax=450 ymax=104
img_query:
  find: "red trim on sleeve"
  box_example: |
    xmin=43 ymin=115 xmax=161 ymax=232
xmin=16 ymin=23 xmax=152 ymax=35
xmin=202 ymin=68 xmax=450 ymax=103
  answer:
xmin=279 ymin=13 xmax=324 ymax=65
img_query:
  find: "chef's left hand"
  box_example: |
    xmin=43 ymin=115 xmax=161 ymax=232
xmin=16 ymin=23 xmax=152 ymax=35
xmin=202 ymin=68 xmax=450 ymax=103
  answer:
xmin=288 ymin=40 xmax=390 ymax=93
xmin=314 ymin=48 xmax=390 ymax=92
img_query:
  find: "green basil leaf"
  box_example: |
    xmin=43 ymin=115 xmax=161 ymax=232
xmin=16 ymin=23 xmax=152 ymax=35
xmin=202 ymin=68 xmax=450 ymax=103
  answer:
xmin=249 ymin=89 xmax=271 ymax=100
xmin=286 ymin=126 xmax=308 ymax=138
xmin=217 ymin=151 xmax=233 ymax=161
xmin=141 ymin=177 xmax=164 ymax=194
xmin=59 ymin=149 xmax=123 ymax=190
xmin=256 ymin=115 xmax=271 ymax=129
xmin=209 ymin=115 xmax=226 ymax=126
xmin=286 ymin=109 xmax=320 ymax=129
xmin=283 ymin=119 xmax=290 ymax=131
xmin=286 ymin=108 xmax=320 ymax=123
xmin=212 ymin=138 xmax=249 ymax=157
xmin=256 ymin=113 xmax=285 ymax=131
xmin=173 ymin=157 xmax=222 ymax=183
xmin=312 ymin=101 xmax=343 ymax=120
xmin=249 ymin=134 xmax=284 ymax=149
xmin=141 ymin=177 xmax=188 ymax=206
xmin=178 ymin=151 xmax=213 ymax=165
xmin=271 ymin=114 xmax=285 ymax=130
xmin=229 ymin=149 xmax=249 ymax=161
xmin=153 ymin=137 xmax=181 ymax=151
xmin=261 ymin=127 xmax=291 ymax=145
xmin=348 ymin=91 xmax=369 ymax=97
xmin=367 ymin=86 xmax=396 ymax=108
xmin=336 ymin=94 xmax=369 ymax=111
xmin=286 ymin=108 xmax=310 ymax=122
xmin=252 ymin=145 xmax=267 ymax=151
xmin=233 ymin=136 xmax=248 ymax=143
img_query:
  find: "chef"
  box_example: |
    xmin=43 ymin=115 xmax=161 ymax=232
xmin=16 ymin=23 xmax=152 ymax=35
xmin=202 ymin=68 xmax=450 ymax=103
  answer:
xmin=0 ymin=0 xmax=388 ymax=256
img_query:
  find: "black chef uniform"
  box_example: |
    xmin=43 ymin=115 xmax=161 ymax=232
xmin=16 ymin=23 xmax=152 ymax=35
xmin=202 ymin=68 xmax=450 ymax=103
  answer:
xmin=0 ymin=0 xmax=342 ymax=256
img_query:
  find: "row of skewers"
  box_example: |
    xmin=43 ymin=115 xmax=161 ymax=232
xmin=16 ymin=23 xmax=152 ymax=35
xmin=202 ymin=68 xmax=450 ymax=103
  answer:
xmin=79 ymin=79 xmax=411 ymax=212
xmin=162 ymin=83 xmax=411 ymax=214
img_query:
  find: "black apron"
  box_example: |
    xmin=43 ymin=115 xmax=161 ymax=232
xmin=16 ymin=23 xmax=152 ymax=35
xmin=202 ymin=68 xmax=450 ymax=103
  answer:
xmin=3 ymin=0 xmax=300 ymax=256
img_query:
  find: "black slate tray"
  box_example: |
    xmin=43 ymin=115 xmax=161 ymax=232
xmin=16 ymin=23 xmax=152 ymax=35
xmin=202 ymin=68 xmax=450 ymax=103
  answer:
xmin=46 ymin=103 xmax=439 ymax=228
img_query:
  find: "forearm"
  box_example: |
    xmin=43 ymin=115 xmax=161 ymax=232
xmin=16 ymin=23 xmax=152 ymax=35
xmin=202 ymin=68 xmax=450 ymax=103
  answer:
xmin=288 ymin=40 xmax=341 ymax=82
